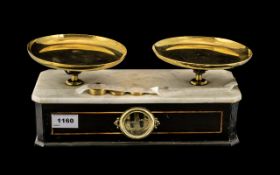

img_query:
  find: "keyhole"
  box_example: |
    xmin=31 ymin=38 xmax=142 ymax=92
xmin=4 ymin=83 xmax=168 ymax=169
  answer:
xmin=130 ymin=115 xmax=134 ymax=128
xmin=140 ymin=114 xmax=144 ymax=128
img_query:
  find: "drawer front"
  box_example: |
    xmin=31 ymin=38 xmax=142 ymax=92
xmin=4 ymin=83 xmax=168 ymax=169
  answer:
xmin=36 ymin=103 xmax=238 ymax=144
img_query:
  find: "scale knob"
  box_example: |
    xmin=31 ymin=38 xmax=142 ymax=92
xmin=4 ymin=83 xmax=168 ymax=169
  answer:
xmin=114 ymin=107 xmax=160 ymax=139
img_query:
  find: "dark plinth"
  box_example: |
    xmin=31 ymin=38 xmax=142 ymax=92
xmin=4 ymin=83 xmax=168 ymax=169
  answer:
xmin=35 ymin=103 xmax=239 ymax=146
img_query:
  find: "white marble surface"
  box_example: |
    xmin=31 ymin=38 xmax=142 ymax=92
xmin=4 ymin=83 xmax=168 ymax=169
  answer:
xmin=32 ymin=69 xmax=241 ymax=104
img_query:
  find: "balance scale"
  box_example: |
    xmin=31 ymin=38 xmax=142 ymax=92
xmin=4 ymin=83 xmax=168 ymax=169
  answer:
xmin=27 ymin=34 xmax=252 ymax=146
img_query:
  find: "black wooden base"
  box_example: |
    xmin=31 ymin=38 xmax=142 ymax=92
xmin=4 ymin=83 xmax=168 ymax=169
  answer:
xmin=35 ymin=103 xmax=239 ymax=146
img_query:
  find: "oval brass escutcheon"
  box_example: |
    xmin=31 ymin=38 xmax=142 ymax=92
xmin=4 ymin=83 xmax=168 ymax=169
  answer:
xmin=114 ymin=107 xmax=160 ymax=139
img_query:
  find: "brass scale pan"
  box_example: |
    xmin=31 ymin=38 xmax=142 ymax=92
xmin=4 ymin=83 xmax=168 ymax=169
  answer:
xmin=153 ymin=36 xmax=252 ymax=85
xmin=27 ymin=34 xmax=127 ymax=86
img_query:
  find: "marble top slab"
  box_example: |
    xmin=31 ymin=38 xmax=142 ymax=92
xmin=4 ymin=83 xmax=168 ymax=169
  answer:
xmin=32 ymin=69 xmax=241 ymax=104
